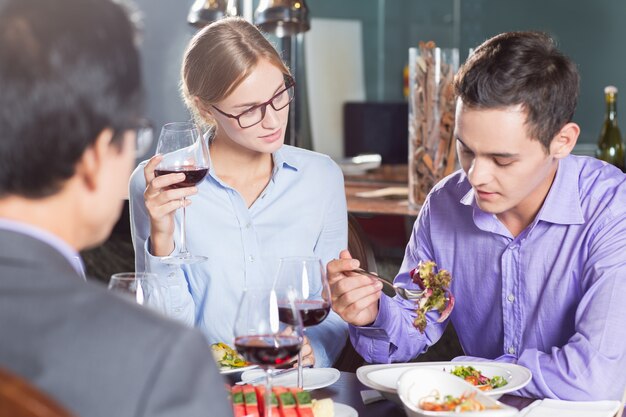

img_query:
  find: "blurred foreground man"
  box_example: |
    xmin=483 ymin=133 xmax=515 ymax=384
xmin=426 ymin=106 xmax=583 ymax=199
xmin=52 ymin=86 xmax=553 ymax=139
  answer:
xmin=328 ymin=32 xmax=626 ymax=400
xmin=0 ymin=0 xmax=232 ymax=416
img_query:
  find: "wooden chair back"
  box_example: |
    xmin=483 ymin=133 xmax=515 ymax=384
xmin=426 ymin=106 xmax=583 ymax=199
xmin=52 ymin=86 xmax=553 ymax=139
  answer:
xmin=347 ymin=213 xmax=378 ymax=273
xmin=0 ymin=368 xmax=76 ymax=417
xmin=333 ymin=214 xmax=376 ymax=372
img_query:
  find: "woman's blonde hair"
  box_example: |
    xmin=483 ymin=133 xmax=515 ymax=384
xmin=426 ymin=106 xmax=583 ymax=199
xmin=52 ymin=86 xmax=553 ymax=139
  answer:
xmin=181 ymin=17 xmax=290 ymax=127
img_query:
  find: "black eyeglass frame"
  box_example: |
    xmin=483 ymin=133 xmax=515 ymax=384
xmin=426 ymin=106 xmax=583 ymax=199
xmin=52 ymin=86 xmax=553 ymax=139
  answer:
xmin=211 ymin=76 xmax=296 ymax=129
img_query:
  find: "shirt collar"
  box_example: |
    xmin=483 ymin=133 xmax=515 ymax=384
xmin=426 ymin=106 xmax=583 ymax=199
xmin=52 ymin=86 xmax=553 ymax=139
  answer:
xmin=273 ymin=146 xmax=299 ymax=173
xmin=207 ymin=144 xmax=299 ymax=177
xmin=536 ymin=156 xmax=585 ymax=225
xmin=459 ymin=155 xmax=585 ymax=226
xmin=0 ymin=218 xmax=85 ymax=279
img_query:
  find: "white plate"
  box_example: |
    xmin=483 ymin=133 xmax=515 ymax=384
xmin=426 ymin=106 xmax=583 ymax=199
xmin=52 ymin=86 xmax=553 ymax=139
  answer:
xmin=219 ymin=364 xmax=258 ymax=375
xmin=357 ymin=361 xmax=532 ymax=403
xmin=338 ymin=154 xmax=382 ymax=175
xmin=240 ymin=367 xmax=340 ymax=391
xmin=334 ymin=402 xmax=358 ymax=417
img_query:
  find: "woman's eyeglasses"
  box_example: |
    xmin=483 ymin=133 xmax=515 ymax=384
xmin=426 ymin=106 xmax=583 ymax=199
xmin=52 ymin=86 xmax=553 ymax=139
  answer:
xmin=212 ymin=77 xmax=296 ymax=129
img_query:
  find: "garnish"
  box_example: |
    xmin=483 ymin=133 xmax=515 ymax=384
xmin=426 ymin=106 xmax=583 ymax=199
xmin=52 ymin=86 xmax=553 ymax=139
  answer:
xmin=211 ymin=342 xmax=248 ymax=368
xmin=409 ymin=260 xmax=455 ymax=333
xmin=450 ymin=366 xmax=508 ymax=390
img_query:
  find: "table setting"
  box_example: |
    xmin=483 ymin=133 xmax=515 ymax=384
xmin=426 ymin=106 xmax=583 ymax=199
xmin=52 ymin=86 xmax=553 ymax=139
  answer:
xmin=104 ymin=260 xmax=624 ymax=417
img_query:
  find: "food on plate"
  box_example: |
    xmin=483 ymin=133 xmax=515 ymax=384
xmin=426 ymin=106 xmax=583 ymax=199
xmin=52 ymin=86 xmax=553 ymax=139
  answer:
xmin=230 ymin=384 xmax=331 ymax=417
xmin=409 ymin=260 xmax=455 ymax=332
xmin=311 ymin=398 xmax=333 ymax=417
xmin=450 ymin=366 xmax=508 ymax=391
xmin=419 ymin=390 xmax=497 ymax=412
xmin=211 ymin=342 xmax=248 ymax=369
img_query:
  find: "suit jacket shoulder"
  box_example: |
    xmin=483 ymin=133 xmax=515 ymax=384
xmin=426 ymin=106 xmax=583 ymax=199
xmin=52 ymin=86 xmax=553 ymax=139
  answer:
xmin=0 ymin=230 xmax=232 ymax=417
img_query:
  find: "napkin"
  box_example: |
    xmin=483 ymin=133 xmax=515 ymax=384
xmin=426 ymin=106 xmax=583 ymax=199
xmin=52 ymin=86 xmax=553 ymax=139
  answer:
xmin=360 ymin=389 xmax=385 ymax=405
xmin=517 ymin=399 xmax=621 ymax=417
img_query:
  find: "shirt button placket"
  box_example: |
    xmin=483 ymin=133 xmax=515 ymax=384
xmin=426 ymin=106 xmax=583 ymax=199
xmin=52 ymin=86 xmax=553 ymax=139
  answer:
xmin=510 ymin=242 xmax=521 ymax=357
xmin=502 ymin=240 xmax=520 ymax=358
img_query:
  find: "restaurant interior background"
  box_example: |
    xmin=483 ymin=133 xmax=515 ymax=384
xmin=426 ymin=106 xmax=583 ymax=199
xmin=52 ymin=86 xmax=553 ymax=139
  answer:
xmin=134 ymin=0 xmax=626 ymax=157
xmin=84 ymin=0 xmax=626 ymax=301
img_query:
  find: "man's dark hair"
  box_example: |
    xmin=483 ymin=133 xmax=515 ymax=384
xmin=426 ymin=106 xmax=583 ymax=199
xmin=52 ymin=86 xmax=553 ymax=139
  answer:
xmin=454 ymin=31 xmax=579 ymax=150
xmin=0 ymin=0 xmax=142 ymax=198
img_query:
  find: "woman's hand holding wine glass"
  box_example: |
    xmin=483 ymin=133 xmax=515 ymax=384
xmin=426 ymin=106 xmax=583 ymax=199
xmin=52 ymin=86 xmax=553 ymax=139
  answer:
xmin=143 ymin=122 xmax=210 ymax=264
xmin=234 ymin=286 xmax=303 ymax=417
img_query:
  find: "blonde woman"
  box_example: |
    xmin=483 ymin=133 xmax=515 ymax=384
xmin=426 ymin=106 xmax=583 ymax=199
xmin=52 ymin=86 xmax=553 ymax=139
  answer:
xmin=129 ymin=17 xmax=348 ymax=368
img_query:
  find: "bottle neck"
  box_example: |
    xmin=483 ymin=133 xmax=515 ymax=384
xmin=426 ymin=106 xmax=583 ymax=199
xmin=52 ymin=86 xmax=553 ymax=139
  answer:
xmin=606 ymin=95 xmax=618 ymax=123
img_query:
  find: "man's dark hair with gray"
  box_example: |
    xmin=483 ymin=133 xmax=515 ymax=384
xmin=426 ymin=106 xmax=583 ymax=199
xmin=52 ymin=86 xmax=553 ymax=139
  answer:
xmin=0 ymin=0 xmax=142 ymax=198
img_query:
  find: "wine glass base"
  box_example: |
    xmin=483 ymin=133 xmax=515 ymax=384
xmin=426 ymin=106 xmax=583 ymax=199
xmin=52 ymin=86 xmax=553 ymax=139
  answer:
xmin=159 ymin=254 xmax=207 ymax=265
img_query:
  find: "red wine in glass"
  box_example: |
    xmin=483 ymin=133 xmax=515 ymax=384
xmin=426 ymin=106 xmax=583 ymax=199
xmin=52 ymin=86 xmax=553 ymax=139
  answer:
xmin=154 ymin=167 xmax=208 ymax=188
xmin=235 ymin=335 xmax=301 ymax=367
xmin=278 ymin=300 xmax=330 ymax=327
xmin=154 ymin=121 xmax=209 ymax=264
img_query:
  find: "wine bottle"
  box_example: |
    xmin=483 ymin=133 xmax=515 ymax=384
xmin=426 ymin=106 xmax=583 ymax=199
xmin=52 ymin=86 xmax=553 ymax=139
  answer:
xmin=596 ymin=85 xmax=625 ymax=171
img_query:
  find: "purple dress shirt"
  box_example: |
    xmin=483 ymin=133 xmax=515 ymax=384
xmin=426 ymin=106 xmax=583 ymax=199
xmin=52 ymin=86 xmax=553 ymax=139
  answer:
xmin=350 ymin=155 xmax=626 ymax=401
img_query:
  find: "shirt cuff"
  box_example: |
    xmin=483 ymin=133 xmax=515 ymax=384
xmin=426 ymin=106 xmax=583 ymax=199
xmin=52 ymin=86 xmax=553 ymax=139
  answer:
xmin=143 ymin=238 xmax=181 ymax=278
xmin=349 ymin=295 xmax=397 ymax=363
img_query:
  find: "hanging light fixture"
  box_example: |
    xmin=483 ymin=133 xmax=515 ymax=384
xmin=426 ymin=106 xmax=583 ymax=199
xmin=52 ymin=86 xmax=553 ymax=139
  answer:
xmin=254 ymin=0 xmax=310 ymax=38
xmin=187 ymin=0 xmax=229 ymax=28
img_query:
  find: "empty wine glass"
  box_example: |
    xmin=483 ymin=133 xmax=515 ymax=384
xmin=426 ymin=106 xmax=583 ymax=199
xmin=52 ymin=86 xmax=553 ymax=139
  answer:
xmin=275 ymin=257 xmax=331 ymax=389
xmin=154 ymin=121 xmax=210 ymax=264
xmin=108 ymin=272 xmax=166 ymax=314
xmin=234 ymin=286 xmax=303 ymax=417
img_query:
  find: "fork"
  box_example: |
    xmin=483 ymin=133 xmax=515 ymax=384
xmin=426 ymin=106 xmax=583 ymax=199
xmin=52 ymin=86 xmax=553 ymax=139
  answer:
xmin=352 ymin=267 xmax=425 ymax=300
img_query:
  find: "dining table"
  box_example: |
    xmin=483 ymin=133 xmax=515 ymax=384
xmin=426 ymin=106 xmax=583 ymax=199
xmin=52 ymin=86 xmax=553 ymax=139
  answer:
xmin=344 ymin=164 xmax=419 ymax=217
xmin=227 ymin=370 xmax=536 ymax=416
xmin=312 ymin=371 xmax=534 ymax=416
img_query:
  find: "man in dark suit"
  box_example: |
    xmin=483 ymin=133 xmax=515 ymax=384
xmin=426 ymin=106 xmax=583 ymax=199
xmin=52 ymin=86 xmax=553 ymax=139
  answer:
xmin=0 ymin=0 xmax=233 ymax=416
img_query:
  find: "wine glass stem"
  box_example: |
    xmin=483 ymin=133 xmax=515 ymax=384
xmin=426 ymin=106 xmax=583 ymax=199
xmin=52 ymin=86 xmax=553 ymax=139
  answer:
xmin=266 ymin=368 xmax=274 ymax=417
xmin=297 ymin=350 xmax=303 ymax=389
xmin=179 ymin=197 xmax=189 ymax=256
xmin=297 ymin=328 xmax=305 ymax=389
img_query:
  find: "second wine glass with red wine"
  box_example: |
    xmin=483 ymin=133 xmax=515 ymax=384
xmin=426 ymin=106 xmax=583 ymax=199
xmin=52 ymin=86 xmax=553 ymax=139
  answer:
xmin=234 ymin=286 xmax=303 ymax=417
xmin=153 ymin=121 xmax=210 ymax=264
xmin=275 ymin=257 xmax=331 ymax=389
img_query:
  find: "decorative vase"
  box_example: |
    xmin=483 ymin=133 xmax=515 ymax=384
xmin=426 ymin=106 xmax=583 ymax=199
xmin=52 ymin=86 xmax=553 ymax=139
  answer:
xmin=408 ymin=43 xmax=459 ymax=208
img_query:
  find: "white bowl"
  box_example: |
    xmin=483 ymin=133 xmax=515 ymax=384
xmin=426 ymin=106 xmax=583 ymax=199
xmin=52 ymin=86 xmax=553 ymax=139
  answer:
xmin=397 ymin=368 xmax=519 ymax=417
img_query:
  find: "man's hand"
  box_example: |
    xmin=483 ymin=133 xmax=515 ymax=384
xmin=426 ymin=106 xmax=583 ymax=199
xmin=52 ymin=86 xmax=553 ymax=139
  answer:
xmin=327 ymin=249 xmax=383 ymax=327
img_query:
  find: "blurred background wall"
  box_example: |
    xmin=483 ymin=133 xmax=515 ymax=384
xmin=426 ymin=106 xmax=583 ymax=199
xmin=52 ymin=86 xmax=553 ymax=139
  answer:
xmin=133 ymin=0 xmax=626 ymax=159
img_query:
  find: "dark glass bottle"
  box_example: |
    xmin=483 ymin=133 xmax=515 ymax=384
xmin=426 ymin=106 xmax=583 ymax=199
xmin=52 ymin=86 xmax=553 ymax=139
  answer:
xmin=596 ymin=85 xmax=625 ymax=171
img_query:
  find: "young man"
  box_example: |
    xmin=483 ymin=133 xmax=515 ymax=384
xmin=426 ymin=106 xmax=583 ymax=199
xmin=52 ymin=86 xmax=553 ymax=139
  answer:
xmin=328 ymin=31 xmax=626 ymax=401
xmin=0 ymin=0 xmax=232 ymax=416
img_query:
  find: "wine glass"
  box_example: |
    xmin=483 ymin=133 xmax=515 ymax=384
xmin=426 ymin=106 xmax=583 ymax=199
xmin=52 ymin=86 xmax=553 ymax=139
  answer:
xmin=234 ymin=286 xmax=303 ymax=417
xmin=154 ymin=121 xmax=210 ymax=264
xmin=108 ymin=272 xmax=166 ymax=314
xmin=275 ymin=257 xmax=331 ymax=389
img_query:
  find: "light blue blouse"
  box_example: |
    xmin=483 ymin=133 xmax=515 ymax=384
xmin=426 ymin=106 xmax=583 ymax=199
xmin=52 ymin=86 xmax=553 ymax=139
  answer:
xmin=129 ymin=145 xmax=349 ymax=367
